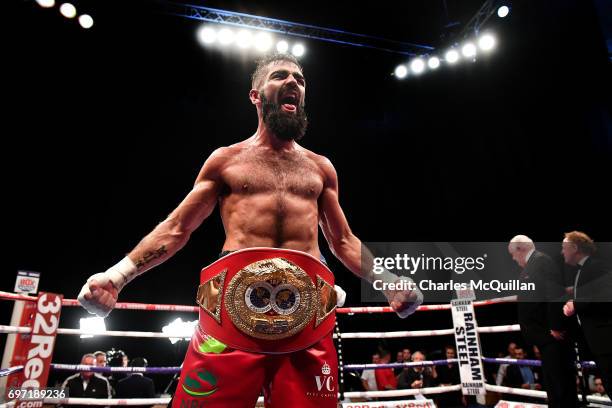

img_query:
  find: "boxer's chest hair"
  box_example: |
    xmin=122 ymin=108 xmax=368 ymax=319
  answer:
xmin=228 ymin=149 xmax=323 ymax=200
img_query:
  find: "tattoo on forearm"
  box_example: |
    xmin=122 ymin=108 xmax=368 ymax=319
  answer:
xmin=135 ymin=245 xmax=168 ymax=269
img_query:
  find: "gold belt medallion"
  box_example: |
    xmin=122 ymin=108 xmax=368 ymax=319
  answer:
xmin=224 ymin=257 xmax=317 ymax=340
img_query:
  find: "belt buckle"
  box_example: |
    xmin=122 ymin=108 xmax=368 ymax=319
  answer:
xmin=225 ymin=257 xmax=317 ymax=340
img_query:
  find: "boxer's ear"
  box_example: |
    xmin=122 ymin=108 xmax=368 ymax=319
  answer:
xmin=249 ymin=89 xmax=260 ymax=105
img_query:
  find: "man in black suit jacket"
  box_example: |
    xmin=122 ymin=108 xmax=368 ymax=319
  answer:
xmin=508 ymin=235 xmax=576 ymax=408
xmin=562 ymin=231 xmax=612 ymax=398
xmin=504 ymin=347 xmax=542 ymax=390
xmin=61 ymin=353 xmax=111 ymax=408
xmin=116 ymin=357 xmax=156 ymax=408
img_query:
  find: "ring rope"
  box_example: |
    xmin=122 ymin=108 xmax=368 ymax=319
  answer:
xmin=343 ymin=384 xmax=461 ymax=399
xmin=344 ymin=359 xmax=457 ymax=371
xmin=484 ymin=384 xmax=612 ymax=405
xmin=0 ymin=389 xmax=609 ymax=407
xmin=2 ymin=357 xmax=597 ymax=378
xmin=0 ymin=398 xmax=172 ymax=407
xmin=0 ymin=324 xmax=521 ymax=339
xmin=0 ymin=290 xmax=516 ymax=314
xmin=0 ymin=366 xmax=24 ymax=377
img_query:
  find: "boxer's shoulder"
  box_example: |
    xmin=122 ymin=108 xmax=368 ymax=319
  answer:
xmin=292 ymin=147 xmax=335 ymax=176
xmin=199 ymin=145 xmax=241 ymax=178
xmin=207 ymin=145 xmax=240 ymax=162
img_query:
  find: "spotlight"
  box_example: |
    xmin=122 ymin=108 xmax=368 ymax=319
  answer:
xmin=254 ymin=32 xmax=273 ymax=52
xmin=35 ymin=0 xmax=55 ymax=8
xmin=394 ymin=64 xmax=408 ymax=79
xmin=461 ymin=43 xmax=477 ymax=58
xmin=497 ymin=5 xmax=510 ymax=18
xmin=79 ymin=317 xmax=106 ymax=339
xmin=410 ymin=58 xmax=425 ymax=75
xmin=427 ymin=56 xmax=440 ymax=69
xmin=162 ymin=318 xmax=197 ymax=344
xmin=291 ymin=43 xmax=305 ymax=57
xmin=276 ymin=40 xmax=289 ymax=53
xmin=445 ymin=49 xmax=459 ymax=64
xmin=236 ymin=30 xmax=253 ymax=48
xmin=198 ymin=26 xmax=217 ymax=45
xmin=218 ymin=28 xmax=234 ymax=45
xmin=59 ymin=3 xmax=77 ymax=18
xmin=78 ymin=14 xmax=94 ymax=29
xmin=478 ymin=34 xmax=496 ymax=51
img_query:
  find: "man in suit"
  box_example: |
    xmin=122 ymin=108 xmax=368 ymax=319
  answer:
xmin=61 ymin=353 xmax=111 ymax=408
xmin=435 ymin=346 xmax=464 ymax=408
xmin=508 ymin=235 xmax=576 ymax=407
xmin=562 ymin=231 xmax=612 ymax=398
xmin=495 ymin=341 xmax=517 ymax=386
xmin=397 ymin=351 xmax=435 ymax=391
xmin=116 ymin=357 xmax=156 ymax=408
xmin=503 ymin=346 xmax=542 ymax=404
xmin=504 ymin=346 xmax=542 ymax=390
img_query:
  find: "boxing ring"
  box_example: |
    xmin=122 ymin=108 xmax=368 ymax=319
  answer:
xmin=1 ymin=290 xmax=610 ymax=408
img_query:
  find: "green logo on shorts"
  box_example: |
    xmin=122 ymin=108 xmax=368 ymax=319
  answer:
xmin=198 ymin=336 xmax=227 ymax=354
xmin=182 ymin=368 xmax=218 ymax=397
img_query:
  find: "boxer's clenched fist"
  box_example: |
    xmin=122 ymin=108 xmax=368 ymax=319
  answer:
xmin=383 ymin=277 xmax=423 ymax=318
xmin=78 ymin=273 xmax=119 ymax=317
xmin=78 ymin=256 xmax=138 ymax=317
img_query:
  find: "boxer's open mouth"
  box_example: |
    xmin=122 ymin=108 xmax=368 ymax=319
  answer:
xmin=280 ymin=93 xmax=298 ymax=112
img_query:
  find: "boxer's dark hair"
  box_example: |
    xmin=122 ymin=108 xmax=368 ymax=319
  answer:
xmin=251 ymin=53 xmax=303 ymax=89
xmin=564 ymin=231 xmax=596 ymax=255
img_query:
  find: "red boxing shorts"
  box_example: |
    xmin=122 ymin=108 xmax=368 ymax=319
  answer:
xmin=172 ymin=248 xmax=338 ymax=408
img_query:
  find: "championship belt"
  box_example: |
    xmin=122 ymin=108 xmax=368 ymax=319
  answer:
xmin=196 ymin=248 xmax=337 ymax=353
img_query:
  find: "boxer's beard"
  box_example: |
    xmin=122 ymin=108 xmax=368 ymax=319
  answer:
xmin=261 ymin=91 xmax=308 ymax=141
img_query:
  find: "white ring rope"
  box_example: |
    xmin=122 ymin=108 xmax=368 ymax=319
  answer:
xmin=484 ymin=384 xmax=612 ymax=405
xmin=0 ymin=387 xmax=609 ymax=407
xmin=0 ymin=398 xmax=171 ymax=407
xmin=0 ymin=325 xmax=182 ymax=339
xmin=0 ymin=396 xmax=269 ymax=407
xmin=485 ymin=383 xmax=547 ymax=399
xmin=0 ymin=324 xmax=521 ymax=339
xmin=343 ymin=384 xmax=461 ymax=399
xmin=336 ymin=325 xmax=519 ymax=339
xmin=0 ymin=290 xmax=517 ymax=314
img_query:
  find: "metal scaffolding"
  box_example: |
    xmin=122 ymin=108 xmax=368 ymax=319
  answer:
xmin=155 ymin=0 xmax=503 ymax=58
xmin=156 ymin=0 xmax=435 ymax=56
xmin=460 ymin=0 xmax=501 ymax=38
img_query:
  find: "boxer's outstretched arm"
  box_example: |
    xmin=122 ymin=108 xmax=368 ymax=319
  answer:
xmin=318 ymin=157 xmax=422 ymax=317
xmin=127 ymin=148 xmax=225 ymax=272
xmin=78 ymin=148 xmax=227 ymax=316
xmin=317 ymin=158 xmax=371 ymax=280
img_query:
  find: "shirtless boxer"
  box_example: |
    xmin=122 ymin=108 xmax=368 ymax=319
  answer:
xmin=78 ymin=53 xmax=422 ymax=408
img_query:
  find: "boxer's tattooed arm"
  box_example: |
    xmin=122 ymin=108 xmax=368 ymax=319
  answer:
xmin=134 ymin=245 xmax=168 ymax=270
